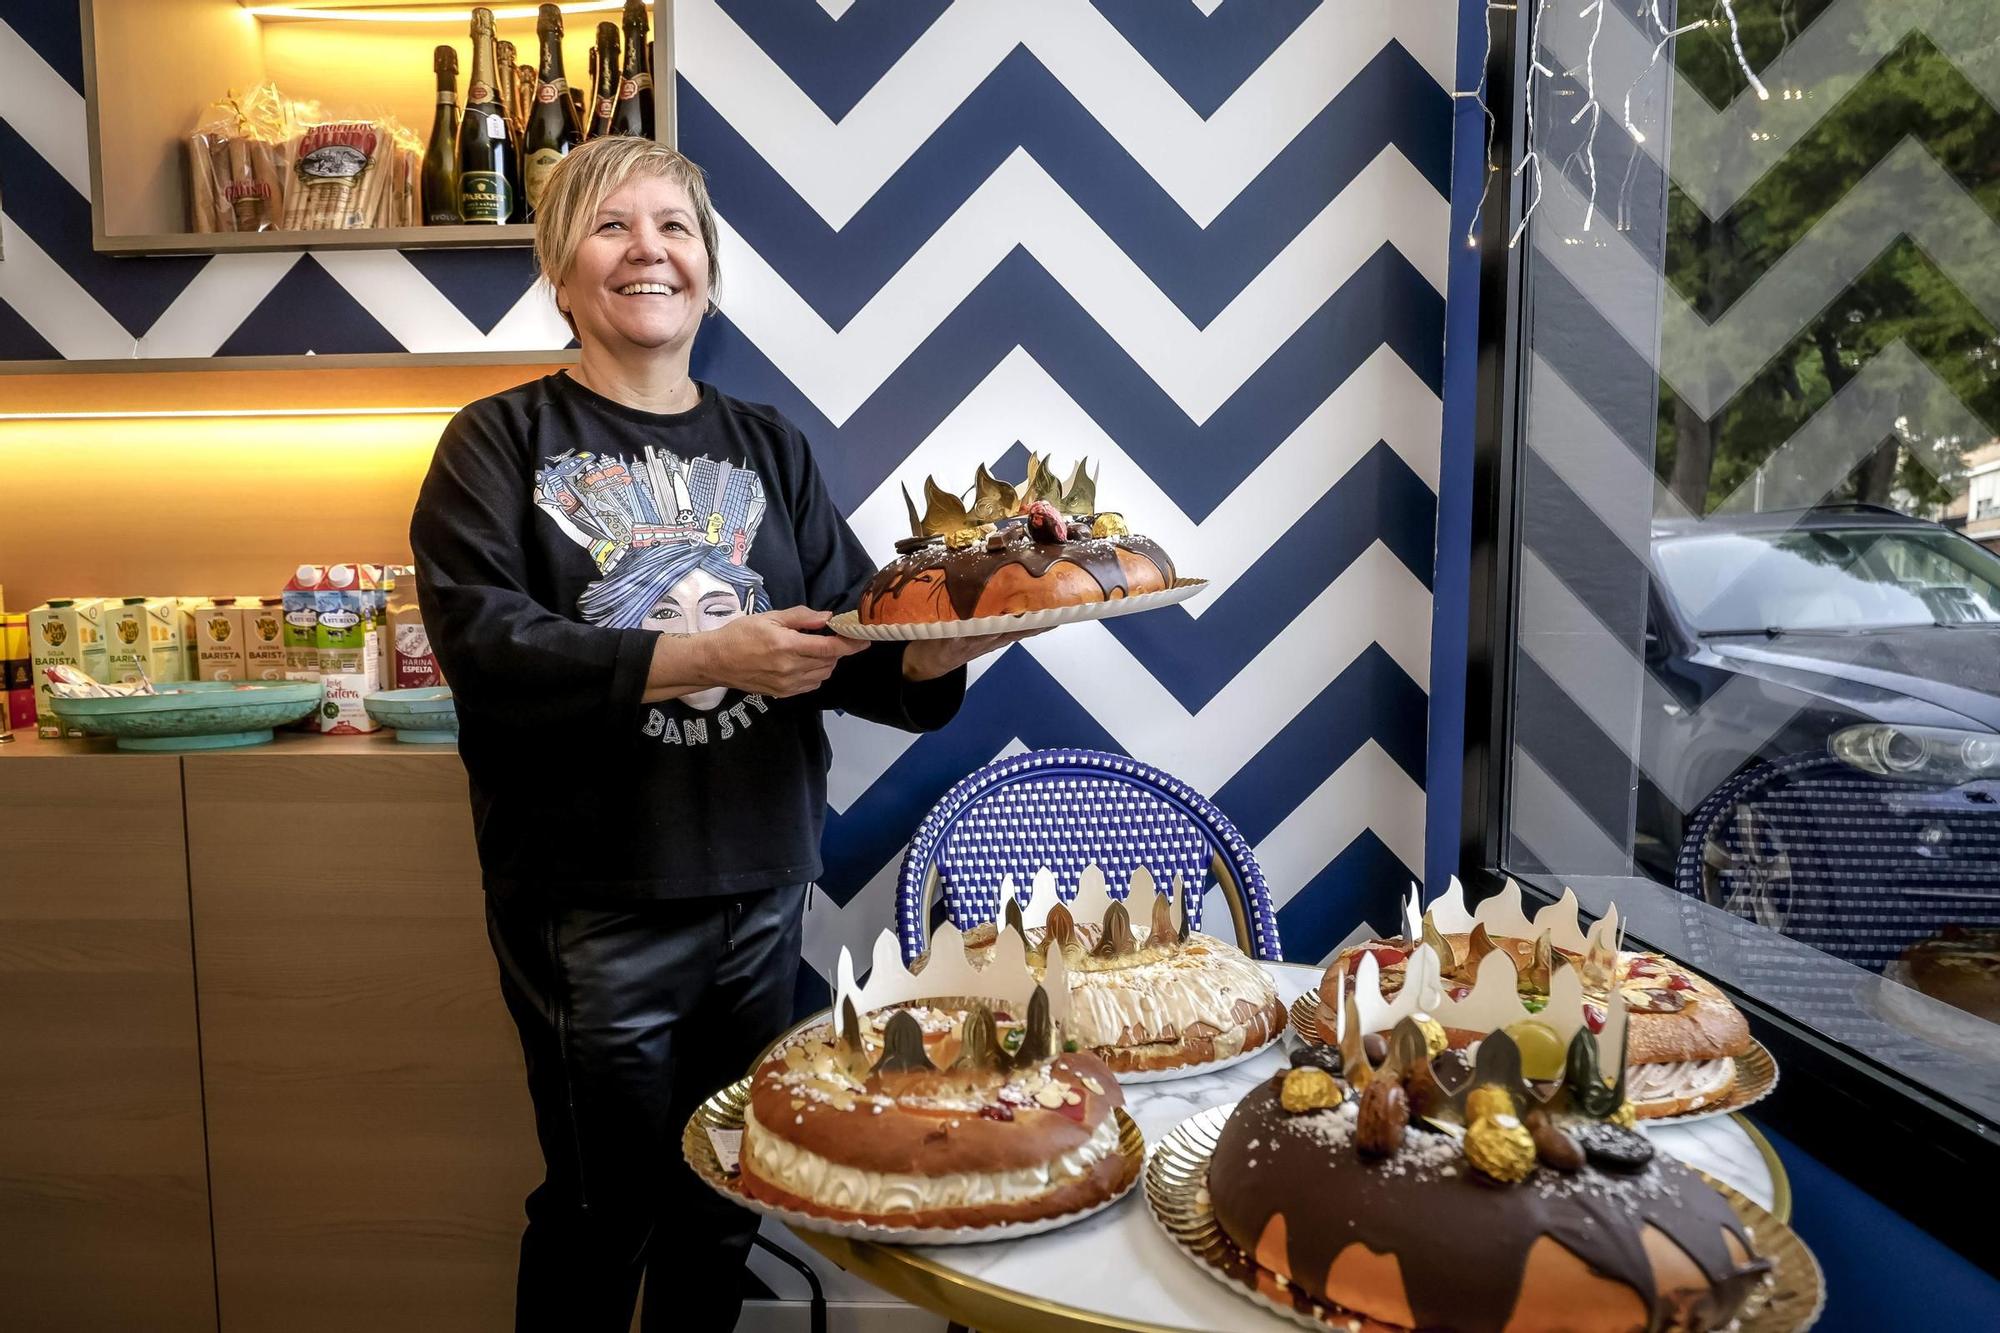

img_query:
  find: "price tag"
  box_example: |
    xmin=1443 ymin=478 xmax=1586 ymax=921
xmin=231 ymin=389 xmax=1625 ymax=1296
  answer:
xmin=707 ymin=1126 xmax=743 ymax=1176
xmin=487 ymin=113 xmax=507 ymax=139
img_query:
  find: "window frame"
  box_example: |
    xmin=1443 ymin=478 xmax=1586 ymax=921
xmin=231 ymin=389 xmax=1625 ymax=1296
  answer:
xmin=1456 ymin=0 xmax=2000 ymax=1276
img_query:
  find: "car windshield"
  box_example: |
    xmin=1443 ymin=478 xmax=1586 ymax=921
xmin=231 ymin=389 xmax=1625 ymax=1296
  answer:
xmin=1654 ymin=525 xmax=2000 ymax=634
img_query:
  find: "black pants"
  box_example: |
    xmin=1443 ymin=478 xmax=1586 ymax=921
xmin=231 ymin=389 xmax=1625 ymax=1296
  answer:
xmin=486 ymin=884 xmax=807 ymax=1333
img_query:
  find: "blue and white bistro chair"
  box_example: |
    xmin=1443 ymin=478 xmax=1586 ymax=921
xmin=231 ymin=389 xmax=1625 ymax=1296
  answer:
xmin=893 ymin=748 xmax=1282 ymax=965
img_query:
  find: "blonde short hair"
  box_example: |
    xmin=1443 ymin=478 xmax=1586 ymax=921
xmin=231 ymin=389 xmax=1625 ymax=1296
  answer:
xmin=533 ymin=138 xmax=722 ymax=331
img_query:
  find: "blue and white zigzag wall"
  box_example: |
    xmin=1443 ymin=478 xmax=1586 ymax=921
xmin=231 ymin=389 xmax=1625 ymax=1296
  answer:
xmin=0 ymin=0 xmax=1456 ymax=980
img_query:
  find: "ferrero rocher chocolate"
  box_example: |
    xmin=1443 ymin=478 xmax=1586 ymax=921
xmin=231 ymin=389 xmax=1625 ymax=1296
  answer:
xmin=1465 ymin=1113 xmax=1537 ymax=1183
xmin=1465 ymin=1083 xmax=1516 ymax=1124
xmin=1279 ymin=1066 xmax=1340 ymax=1114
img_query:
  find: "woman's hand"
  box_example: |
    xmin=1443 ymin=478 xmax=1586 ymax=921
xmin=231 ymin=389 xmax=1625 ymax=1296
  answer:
xmin=695 ymin=606 xmax=872 ymax=697
xmin=901 ymin=629 xmax=1046 ymax=682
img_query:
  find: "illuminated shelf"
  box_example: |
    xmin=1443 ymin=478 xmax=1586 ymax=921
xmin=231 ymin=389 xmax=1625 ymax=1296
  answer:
xmin=81 ymin=0 xmax=669 ymax=256
xmin=94 ymin=223 xmax=538 ymax=255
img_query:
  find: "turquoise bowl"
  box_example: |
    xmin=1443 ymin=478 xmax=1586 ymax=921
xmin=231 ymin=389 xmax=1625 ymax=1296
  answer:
xmin=363 ymin=686 xmax=458 ymax=744
xmin=51 ymin=680 xmax=323 ymax=751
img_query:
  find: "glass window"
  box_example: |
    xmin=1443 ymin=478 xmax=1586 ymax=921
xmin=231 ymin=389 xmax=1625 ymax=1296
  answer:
xmin=1481 ymin=0 xmax=2000 ymax=1131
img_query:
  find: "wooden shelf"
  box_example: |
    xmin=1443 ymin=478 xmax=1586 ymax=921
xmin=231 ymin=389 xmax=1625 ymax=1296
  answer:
xmin=95 ymin=223 xmax=536 ymax=256
xmin=81 ymin=0 xmax=673 ymax=257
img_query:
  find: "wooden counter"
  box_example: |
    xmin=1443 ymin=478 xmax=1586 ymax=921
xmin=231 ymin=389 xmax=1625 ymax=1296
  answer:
xmin=0 ymin=731 xmax=539 ymax=1332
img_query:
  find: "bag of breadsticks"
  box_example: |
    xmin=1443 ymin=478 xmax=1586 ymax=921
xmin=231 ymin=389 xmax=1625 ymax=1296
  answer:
xmin=285 ymin=120 xmax=388 ymax=230
xmin=186 ymin=85 xmax=291 ymax=232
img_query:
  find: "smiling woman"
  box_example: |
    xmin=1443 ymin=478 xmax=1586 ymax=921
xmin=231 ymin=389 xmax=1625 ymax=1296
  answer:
xmin=403 ymin=135 xmax=1035 ymax=1333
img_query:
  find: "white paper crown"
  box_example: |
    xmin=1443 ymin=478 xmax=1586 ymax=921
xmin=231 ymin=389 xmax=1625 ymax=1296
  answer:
xmin=1403 ymin=876 xmax=1621 ymax=958
xmin=834 ymin=921 xmax=1073 ymax=1033
xmin=1000 ymin=863 xmax=1186 ymax=940
xmin=1334 ymin=941 xmax=1628 ymax=1067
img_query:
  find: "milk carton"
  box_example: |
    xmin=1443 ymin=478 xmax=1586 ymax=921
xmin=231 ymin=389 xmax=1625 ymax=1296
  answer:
xmin=27 ymin=599 xmax=109 ymax=737
xmin=243 ymin=598 xmax=288 ymax=681
xmin=314 ymin=563 xmax=381 ymax=734
xmin=194 ymin=598 xmax=249 ymax=681
xmin=175 ymin=597 xmax=207 ymax=679
xmin=383 ymin=566 xmax=445 ymax=689
xmin=102 ymin=597 xmax=191 ymax=684
xmin=282 ymin=566 xmax=325 ymax=730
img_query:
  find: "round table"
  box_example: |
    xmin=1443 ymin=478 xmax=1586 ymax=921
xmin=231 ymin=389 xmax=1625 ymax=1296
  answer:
xmin=787 ymin=963 xmax=1787 ymax=1333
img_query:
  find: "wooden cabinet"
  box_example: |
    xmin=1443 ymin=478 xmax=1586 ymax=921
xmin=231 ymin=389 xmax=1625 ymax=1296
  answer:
xmin=0 ymin=741 xmax=216 ymax=1333
xmin=183 ymin=740 xmax=539 ymax=1332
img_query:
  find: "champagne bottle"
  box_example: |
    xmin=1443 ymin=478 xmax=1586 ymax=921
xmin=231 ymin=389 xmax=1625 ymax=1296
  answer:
xmin=609 ymin=0 xmax=651 ymax=139
xmin=421 ymin=45 xmax=460 ymax=226
xmin=521 ymin=5 xmax=584 ymax=217
xmin=495 ymin=40 xmax=519 ymax=137
xmin=458 ymin=8 xmax=520 ymax=224
xmin=589 ymin=23 xmax=620 ymax=140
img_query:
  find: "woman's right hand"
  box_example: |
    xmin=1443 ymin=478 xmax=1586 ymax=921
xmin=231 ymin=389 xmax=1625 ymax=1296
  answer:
xmin=692 ymin=605 xmax=870 ymax=698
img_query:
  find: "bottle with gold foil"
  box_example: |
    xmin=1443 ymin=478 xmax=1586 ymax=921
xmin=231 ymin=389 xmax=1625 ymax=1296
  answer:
xmin=421 ymin=45 xmax=460 ymax=225
xmin=457 ymin=8 xmax=521 ymax=224
xmin=495 ymin=40 xmax=519 ymax=137
xmin=521 ymin=4 xmax=583 ymax=218
xmin=607 ymin=0 xmax=651 ymax=139
xmin=588 ymin=22 xmax=620 ymax=140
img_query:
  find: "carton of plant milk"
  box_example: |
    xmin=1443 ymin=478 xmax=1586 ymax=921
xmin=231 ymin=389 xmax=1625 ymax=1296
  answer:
xmin=243 ymin=598 xmax=288 ymax=681
xmin=175 ymin=597 xmax=207 ymax=679
xmin=101 ymin=597 xmax=189 ymax=685
xmin=194 ymin=598 xmax=249 ymax=681
xmin=314 ymin=563 xmax=381 ymax=734
xmin=383 ymin=565 xmax=445 ymax=689
xmin=28 ymin=599 xmax=109 ymax=737
xmin=283 ymin=566 xmax=325 ymax=730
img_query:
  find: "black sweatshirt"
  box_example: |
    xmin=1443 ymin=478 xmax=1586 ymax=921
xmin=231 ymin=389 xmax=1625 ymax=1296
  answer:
xmin=410 ymin=372 xmax=964 ymax=902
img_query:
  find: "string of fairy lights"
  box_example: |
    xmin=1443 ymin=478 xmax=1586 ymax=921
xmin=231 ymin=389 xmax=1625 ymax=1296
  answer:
xmin=1463 ymin=0 xmax=1772 ymax=251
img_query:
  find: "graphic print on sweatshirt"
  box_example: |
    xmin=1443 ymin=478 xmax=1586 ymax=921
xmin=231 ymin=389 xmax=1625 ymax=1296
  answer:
xmin=535 ymin=446 xmax=770 ymax=712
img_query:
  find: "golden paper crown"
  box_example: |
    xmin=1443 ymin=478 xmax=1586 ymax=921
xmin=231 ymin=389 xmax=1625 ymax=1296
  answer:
xmin=903 ymin=455 xmax=1099 ymax=538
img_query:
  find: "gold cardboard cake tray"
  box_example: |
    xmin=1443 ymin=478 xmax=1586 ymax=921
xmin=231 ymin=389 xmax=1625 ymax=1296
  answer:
xmin=683 ymin=1076 xmax=1144 ymax=1246
xmin=1289 ymin=986 xmax=1779 ymax=1126
xmin=828 ymin=577 xmax=1208 ymax=640
xmin=1145 ymin=1103 xmax=1824 ymax=1333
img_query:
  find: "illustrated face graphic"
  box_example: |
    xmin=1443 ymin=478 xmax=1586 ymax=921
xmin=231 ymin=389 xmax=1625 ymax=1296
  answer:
xmin=644 ymin=567 xmax=745 ymax=710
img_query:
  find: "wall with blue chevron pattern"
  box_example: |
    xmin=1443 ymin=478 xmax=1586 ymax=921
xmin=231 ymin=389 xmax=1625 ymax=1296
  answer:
xmin=0 ymin=1 xmax=1455 ymax=986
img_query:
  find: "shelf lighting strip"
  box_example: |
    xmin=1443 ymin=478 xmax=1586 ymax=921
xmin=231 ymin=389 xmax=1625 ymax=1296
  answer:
xmin=245 ymin=2 xmax=651 ymax=22
xmin=0 ymin=407 xmax=457 ymax=422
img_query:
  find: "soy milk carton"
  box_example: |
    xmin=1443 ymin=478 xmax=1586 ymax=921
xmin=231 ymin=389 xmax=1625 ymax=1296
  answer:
xmin=27 ymin=599 xmax=108 ymax=737
xmin=314 ymin=563 xmax=382 ymax=734
xmin=101 ymin=597 xmax=188 ymax=685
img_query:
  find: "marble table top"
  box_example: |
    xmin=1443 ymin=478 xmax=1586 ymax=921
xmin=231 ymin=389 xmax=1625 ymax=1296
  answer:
xmin=868 ymin=963 xmax=1782 ymax=1333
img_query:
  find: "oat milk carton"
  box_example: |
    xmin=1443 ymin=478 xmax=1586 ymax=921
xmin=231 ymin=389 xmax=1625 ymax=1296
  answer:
xmin=243 ymin=598 xmax=289 ymax=681
xmin=314 ymin=563 xmax=382 ymax=734
xmin=28 ymin=599 xmax=109 ymax=737
xmin=194 ymin=598 xmax=249 ymax=681
xmin=283 ymin=566 xmax=326 ymax=729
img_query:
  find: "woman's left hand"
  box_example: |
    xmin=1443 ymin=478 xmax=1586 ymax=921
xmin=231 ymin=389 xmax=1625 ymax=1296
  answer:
xmin=901 ymin=629 xmax=1046 ymax=682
